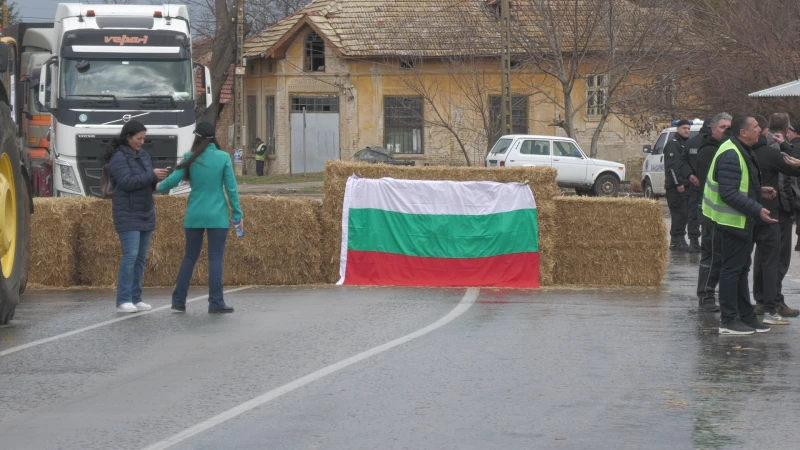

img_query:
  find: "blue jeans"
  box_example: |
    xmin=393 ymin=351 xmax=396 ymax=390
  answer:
xmin=116 ymin=230 xmax=154 ymax=306
xmin=172 ymin=228 xmax=228 ymax=308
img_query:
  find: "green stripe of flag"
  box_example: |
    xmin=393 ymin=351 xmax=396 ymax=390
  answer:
xmin=347 ymin=208 xmax=539 ymax=259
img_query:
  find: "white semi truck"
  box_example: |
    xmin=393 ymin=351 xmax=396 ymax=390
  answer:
xmin=38 ymin=3 xmax=212 ymax=197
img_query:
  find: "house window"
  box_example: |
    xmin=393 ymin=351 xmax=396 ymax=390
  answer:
xmin=587 ymin=74 xmax=607 ymax=116
xmin=385 ymin=97 xmax=424 ymax=154
xmin=291 ymin=96 xmax=339 ymax=112
xmin=489 ymin=95 xmax=529 ymax=144
xmin=265 ymin=96 xmax=275 ymax=156
xmin=399 ymin=58 xmax=416 ymax=70
xmin=304 ymin=31 xmax=325 ymax=72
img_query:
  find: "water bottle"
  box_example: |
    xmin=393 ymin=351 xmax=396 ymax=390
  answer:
xmin=233 ymin=219 xmax=244 ymax=238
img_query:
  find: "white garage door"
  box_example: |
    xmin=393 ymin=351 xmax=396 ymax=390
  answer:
xmin=290 ymin=97 xmax=340 ymax=174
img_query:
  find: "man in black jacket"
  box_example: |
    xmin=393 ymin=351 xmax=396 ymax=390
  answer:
xmin=695 ymin=113 xmax=732 ymax=313
xmin=664 ymin=119 xmax=694 ymax=251
xmin=789 ymin=124 xmax=800 ymax=250
xmin=706 ymin=114 xmax=777 ymax=335
xmin=751 ymin=113 xmax=800 ymax=324
xmin=682 ymin=120 xmax=711 ymax=253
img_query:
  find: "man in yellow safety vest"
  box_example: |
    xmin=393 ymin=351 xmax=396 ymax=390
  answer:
xmin=703 ymin=114 xmax=778 ymax=335
xmin=255 ymin=138 xmax=267 ymax=176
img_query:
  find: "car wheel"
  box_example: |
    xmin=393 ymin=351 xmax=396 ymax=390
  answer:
xmin=593 ymin=174 xmax=620 ymax=197
xmin=643 ymin=179 xmax=654 ymax=199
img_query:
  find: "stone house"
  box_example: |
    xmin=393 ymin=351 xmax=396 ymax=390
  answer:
xmin=239 ymin=0 xmax=666 ymax=175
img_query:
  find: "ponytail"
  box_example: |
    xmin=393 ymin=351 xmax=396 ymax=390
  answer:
xmin=177 ymin=121 xmax=218 ymax=180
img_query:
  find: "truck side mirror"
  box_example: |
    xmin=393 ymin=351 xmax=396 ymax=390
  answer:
xmin=643 ymin=145 xmax=652 ymax=153
xmin=39 ymin=58 xmax=55 ymax=109
xmin=0 ymin=44 xmax=9 ymax=73
xmin=204 ymin=65 xmax=213 ymax=108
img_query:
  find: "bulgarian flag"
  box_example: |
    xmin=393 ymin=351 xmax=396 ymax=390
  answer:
xmin=337 ymin=176 xmax=539 ymax=288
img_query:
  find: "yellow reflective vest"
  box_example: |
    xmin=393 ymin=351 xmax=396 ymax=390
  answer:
xmin=255 ymin=143 xmax=267 ymax=161
xmin=702 ymin=139 xmax=748 ymax=229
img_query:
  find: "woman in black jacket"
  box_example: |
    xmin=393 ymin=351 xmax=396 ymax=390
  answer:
xmin=106 ymin=120 xmax=168 ymax=313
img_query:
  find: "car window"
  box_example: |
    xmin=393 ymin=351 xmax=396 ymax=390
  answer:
xmin=653 ymin=133 xmax=668 ymax=155
xmin=520 ymin=140 xmax=550 ymax=156
xmin=554 ymin=141 xmax=582 ymax=158
xmin=490 ymin=138 xmax=513 ymax=154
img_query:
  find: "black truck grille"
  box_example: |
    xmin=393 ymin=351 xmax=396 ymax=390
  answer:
xmin=76 ymin=135 xmax=179 ymax=197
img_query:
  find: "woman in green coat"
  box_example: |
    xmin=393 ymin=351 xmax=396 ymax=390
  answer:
xmin=157 ymin=122 xmax=243 ymax=313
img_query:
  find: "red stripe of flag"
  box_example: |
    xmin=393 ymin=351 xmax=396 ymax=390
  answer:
xmin=343 ymin=250 xmax=539 ymax=288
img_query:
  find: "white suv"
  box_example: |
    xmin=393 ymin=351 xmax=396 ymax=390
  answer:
xmin=641 ymin=119 xmax=704 ymax=199
xmin=486 ymin=135 xmax=628 ymax=196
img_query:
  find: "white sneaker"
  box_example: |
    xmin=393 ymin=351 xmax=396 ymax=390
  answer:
xmin=116 ymin=302 xmax=138 ymax=313
xmin=134 ymin=302 xmax=152 ymax=312
xmin=763 ymin=312 xmax=790 ymax=325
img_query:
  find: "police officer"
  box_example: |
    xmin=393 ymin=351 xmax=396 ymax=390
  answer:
xmin=254 ymin=138 xmax=267 ymax=176
xmin=664 ymin=119 xmax=694 ymax=251
xmin=703 ymin=114 xmax=777 ymax=335
xmin=682 ymin=119 xmax=711 ymax=253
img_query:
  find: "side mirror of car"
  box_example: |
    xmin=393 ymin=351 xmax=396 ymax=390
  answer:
xmin=643 ymin=145 xmax=652 ymax=154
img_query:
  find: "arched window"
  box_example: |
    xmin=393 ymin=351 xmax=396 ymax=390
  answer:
xmin=304 ymin=31 xmax=325 ymax=72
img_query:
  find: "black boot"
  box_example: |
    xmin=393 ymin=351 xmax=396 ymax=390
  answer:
xmin=699 ymin=299 xmax=720 ymax=312
xmin=689 ymin=238 xmax=701 ymax=253
xmin=670 ymin=238 xmax=689 ymax=252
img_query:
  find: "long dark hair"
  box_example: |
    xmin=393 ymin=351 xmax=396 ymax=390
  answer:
xmin=176 ymin=122 xmax=218 ymax=180
xmin=104 ymin=120 xmax=147 ymax=162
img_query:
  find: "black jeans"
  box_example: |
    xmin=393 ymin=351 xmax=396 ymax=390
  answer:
xmin=697 ymin=217 xmax=721 ymax=303
xmin=687 ymin=185 xmax=702 ymax=239
xmin=777 ymin=210 xmax=794 ymax=304
xmin=666 ymin=187 xmax=689 ymax=239
xmin=256 ymin=160 xmax=265 ymax=176
xmin=718 ymin=225 xmax=756 ymax=324
xmin=172 ymin=228 xmax=229 ymax=308
xmin=752 ymin=223 xmax=781 ymax=310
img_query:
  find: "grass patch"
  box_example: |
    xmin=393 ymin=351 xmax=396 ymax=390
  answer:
xmin=237 ymin=172 xmax=325 ymax=185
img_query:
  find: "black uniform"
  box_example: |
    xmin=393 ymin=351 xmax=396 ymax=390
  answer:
xmin=751 ymin=136 xmax=800 ymax=313
xmin=695 ymin=133 xmax=724 ymax=310
xmin=682 ymin=122 xmax=712 ymax=245
xmin=664 ymin=134 xmax=692 ymax=243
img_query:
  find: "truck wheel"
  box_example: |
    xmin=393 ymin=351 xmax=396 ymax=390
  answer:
xmin=593 ymin=173 xmax=620 ymax=197
xmin=0 ymin=103 xmax=27 ymax=325
xmin=643 ymin=179 xmax=654 ymax=199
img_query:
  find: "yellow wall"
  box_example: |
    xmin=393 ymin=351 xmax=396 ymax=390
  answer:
xmin=244 ymin=28 xmax=660 ymax=174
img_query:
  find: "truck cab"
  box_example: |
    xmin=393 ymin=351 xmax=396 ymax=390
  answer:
xmin=641 ymin=119 xmax=704 ymax=199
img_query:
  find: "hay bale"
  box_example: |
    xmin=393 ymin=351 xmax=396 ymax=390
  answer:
xmin=553 ymin=197 xmax=667 ymax=286
xmin=322 ymin=161 xmax=560 ymax=286
xmin=77 ymin=195 xmax=322 ymax=287
xmin=29 ymin=198 xmax=86 ymax=287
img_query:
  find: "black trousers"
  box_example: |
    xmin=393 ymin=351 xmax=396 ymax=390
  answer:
xmin=777 ymin=210 xmax=794 ymax=304
xmin=718 ymin=225 xmax=756 ymax=324
xmin=697 ymin=217 xmax=721 ymax=303
xmin=666 ymin=187 xmax=689 ymax=240
xmin=687 ymin=185 xmax=702 ymax=239
xmin=753 ymin=223 xmax=781 ymax=310
xmin=256 ymin=160 xmax=265 ymax=176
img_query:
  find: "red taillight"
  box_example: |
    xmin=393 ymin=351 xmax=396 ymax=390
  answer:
xmin=500 ymin=161 xmax=505 ymax=167
xmin=154 ymin=11 xmax=163 ymax=17
xmin=86 ymin=10 xmax=95 ymax=17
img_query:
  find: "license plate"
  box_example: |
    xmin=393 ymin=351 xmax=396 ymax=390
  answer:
xmin=488 ymin=160 xmax=497 ymax=167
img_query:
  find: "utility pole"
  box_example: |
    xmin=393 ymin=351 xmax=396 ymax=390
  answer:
xmin=233 ymin=0 xmax=246 ymax=174
xmin=2 ymin=4 xmax=8 ymax=32
xmin=500 ymin=0 xmax=512 ymax=136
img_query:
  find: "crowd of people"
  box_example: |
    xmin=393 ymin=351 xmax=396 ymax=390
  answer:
xmin=665 ymin=112 xmax=800 ymax=335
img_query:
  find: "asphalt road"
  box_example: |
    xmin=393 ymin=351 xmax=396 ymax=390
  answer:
xmin=4 ymin=230 xmax=800 ymax=449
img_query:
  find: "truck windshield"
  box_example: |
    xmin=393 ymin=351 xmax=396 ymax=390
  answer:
xmin=59 ymin=58 xmax=193 ymax=101
xmin=490 ymin=138 xmax=513 ymax=154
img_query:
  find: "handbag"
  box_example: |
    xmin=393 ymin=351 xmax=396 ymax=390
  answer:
xmin=100 ymin=163 xmax=115 ymax=198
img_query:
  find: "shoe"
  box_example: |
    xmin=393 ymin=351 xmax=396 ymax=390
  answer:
xmin=795 ymin=241 xmax=800 ymax=251
xmin=698 ymin=301 xmax=720 ymax=313
xmin=208 ymin=305 xmax=234 ymax=314
xmin=689 ymin=238 xmax=701 ymax=253
xmin=719 ymin=319 xmax=755 ymax=335
xmin=762 ymin=311 xmax=790 ymax=325
xmin=171 ymin=304 xmax=186 ymax=313
xmin=116 ymin=302 xmax=138 ymax=313
xmin=134 ymin=302 xmax=152 ymax=312
xmin=754 ymin=303 xmax=767 ymax=316
xmin=741 ymin=316 xmax=771 ymax=333
xmin=778 ymin=301 xmax=800 ymax=318
xmin=670 ymin=239 xmax=689 ymax=252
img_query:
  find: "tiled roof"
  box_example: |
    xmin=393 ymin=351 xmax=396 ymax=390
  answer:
xmin=194 ymin=37 xmax=233 ymax=104
xmin=242 ymin=0 xmax=642 ymax=59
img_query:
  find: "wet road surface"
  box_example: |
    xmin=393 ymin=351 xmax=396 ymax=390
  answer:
xmin=4 ymin=229 xmax=800 ymax=448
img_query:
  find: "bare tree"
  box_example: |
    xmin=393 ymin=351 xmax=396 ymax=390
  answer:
xmin=511 ymin=0 xmax=693 ymax=157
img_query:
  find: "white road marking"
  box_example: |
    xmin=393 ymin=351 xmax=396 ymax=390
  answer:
xmin=0 ymin=287 xmax=252 ymax=357
xmin=141 ymin=287 xmax=481 ymax=450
